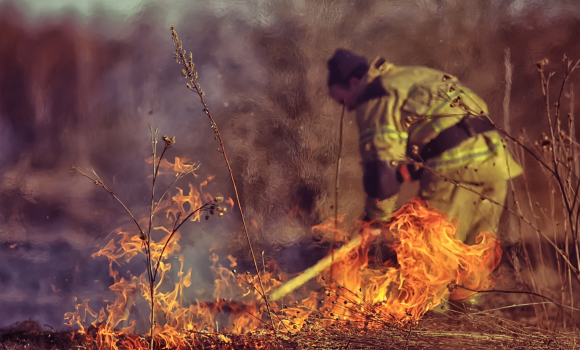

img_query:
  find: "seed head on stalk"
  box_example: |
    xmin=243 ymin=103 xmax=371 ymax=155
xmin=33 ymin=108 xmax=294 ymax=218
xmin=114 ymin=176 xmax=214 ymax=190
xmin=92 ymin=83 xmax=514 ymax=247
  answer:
xmin=170 ymin=25 xmax=280 ymax=339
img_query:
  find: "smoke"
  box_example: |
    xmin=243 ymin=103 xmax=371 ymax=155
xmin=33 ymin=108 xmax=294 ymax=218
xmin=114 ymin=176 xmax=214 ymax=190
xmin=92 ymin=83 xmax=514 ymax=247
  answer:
xmin=0 ymin=0 xmax=579 ymax=330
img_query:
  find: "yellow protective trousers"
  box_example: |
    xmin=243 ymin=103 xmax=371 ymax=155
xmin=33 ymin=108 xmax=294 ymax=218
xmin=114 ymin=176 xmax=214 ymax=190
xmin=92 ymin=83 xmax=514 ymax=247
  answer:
xmin=418 ymin=171 xmax=508 ymax=245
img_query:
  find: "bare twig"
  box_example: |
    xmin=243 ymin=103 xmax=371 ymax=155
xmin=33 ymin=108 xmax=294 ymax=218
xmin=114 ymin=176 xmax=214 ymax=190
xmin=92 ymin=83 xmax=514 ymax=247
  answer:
xmin=72 ymin=166 xmax=145 ymax=239
xmin=152 ymin=199 xmax=215 ymax=282
xmin=331 ymin=102 xmax=346 ymax=283
xmin=147 ymin=127 xmax=159 ymax=349
xmin=152 ymin=163 xmax=200 ymax=217
xmin=471 ymin=301 xmax=580 ymax=316
xmin=503 ymin=48 xmax=512 ymax=135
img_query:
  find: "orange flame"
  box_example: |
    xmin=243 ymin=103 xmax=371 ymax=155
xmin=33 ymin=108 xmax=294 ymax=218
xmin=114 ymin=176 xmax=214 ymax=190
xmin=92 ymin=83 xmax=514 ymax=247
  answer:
xmin=166 ymin=183 xmax=203 ymax=222
xmin=146 ymin=156 xmax=198 ymax=176
xmin=65 ymin=157 xmax=221 ymax=349
xmin=66 ymin=158 xmax=501 ymax=349
xmin=322 ymin=198 xmax=501 ymax=323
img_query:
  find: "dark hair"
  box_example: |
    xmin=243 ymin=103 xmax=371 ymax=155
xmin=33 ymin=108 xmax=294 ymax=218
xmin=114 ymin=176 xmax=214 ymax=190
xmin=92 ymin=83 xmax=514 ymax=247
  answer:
xmin=327 ymin=49 xmax=369 ymax=88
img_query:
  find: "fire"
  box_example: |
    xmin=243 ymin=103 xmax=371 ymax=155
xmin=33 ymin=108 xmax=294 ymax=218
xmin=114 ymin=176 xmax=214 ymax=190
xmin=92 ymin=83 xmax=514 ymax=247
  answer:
xmin=65 ymin=156 xmax=223 ymax=349
xmin=166 ymin=183 xmax=203 ymax=222
xmin=322 ymin=198 xmax=501 ymax=324
xmin=65 ymin=155 xmax=501 ymax=349
xmin=146 ymin=156 xmax=198 ymax=176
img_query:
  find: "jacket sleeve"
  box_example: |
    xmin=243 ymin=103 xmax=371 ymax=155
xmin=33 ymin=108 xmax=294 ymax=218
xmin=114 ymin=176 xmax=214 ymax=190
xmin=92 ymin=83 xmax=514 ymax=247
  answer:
xmin=356 ymin=93 xmax=408 ymax=221
xmin=362 ymin=160 xmax=402 ymax=222
xmin=364 ymin=195 xmax=398 ymax=222
xmin=363 ymin=159 xmax=403 ymax=200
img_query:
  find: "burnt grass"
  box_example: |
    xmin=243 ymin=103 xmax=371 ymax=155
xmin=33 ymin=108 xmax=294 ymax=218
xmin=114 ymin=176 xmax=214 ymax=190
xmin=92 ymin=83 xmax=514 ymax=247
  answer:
xmin=0 ymin=319 xmax=77 ymax=350
xmin=1 ymin=314 xmax=577 ymax=350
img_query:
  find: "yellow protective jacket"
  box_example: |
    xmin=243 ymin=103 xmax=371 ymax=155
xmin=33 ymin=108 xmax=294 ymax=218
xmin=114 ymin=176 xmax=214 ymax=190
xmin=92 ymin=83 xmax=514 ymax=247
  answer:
xmin=355 ymin=57 xmax=523 ymax=221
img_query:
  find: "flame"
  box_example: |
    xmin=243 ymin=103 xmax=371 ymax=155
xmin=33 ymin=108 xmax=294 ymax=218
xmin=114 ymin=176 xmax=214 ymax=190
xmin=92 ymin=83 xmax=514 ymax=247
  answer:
xmin=322 ymin=198 xmax=501 ymax=323
xmin=226 ymin=197 xmax=235 ymax=210
xmin=65 ymin=157 xmax=222 ymax=349
xmin=66 ymin=156 xmax=501 ymax=350
xmin=146 ymin=156 xmax=198 ymax=176
xmin=166 ymin=183 xmax=203 ymax=222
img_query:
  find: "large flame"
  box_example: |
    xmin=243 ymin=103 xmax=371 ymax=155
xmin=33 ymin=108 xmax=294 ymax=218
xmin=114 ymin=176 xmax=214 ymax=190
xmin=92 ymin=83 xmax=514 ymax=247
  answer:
xmin=322 ymin=198 xmax=501 ymax=323
xmin=64 ymin=157 xmax=501 ymax=349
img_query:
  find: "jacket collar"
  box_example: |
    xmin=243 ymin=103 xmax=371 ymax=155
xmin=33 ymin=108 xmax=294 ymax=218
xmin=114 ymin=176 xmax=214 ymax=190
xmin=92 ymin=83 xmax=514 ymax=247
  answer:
xmin=366 ymin=56 xmax=395 ymax=81
xmin=354 ymin=56 xmax=393 ymax=107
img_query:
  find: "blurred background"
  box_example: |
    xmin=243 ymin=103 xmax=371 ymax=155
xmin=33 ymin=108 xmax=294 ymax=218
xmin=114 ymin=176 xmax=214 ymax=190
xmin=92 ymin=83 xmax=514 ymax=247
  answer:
xmin=1 ymin=0 xmax=580 ymax=330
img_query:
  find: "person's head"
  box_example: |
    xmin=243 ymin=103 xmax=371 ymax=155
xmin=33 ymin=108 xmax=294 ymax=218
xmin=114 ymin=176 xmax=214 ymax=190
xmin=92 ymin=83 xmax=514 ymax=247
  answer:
xmin=327 ymin=49 xmax=369 ymax=110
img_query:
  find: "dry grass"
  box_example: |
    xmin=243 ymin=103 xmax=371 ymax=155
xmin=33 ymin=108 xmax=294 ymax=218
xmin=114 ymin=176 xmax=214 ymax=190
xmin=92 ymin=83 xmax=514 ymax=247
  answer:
xmin=1 ymin=311 xmax=577 ymax=350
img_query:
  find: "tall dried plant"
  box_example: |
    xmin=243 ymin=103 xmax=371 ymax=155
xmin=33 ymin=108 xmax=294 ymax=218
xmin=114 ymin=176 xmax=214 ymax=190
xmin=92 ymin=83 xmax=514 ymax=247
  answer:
xmin=170 ymin=25 xmax=279 ymax=339
xmin=73 ymin=130 xmax=225 ymax=350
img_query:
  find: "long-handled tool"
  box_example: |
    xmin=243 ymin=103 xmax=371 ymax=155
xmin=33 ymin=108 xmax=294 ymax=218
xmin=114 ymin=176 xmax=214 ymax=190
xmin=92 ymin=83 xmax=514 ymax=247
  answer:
xmin=269 ymin=235 xmax=365 ymax=301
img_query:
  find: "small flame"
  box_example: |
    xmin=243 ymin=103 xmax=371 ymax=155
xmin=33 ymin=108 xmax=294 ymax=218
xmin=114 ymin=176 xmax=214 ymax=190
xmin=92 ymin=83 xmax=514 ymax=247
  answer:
xmin=167 ymin=183 xmax=203 ymax=222
xmin=146 ymin=156 xmax=197 ymax=176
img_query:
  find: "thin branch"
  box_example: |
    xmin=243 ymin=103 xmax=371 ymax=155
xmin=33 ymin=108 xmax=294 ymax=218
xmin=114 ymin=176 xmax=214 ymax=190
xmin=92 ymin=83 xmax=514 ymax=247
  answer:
xmin=481 ymin=116 xmax=556 ymax=177
xmin=449 ymin=83 xmax=558 ymax=178
xmin=151 ymin=162 xmax=200 ymax=216
xmin=148 ymin=126 xmax=160 ymax=281
xmin=541 ymin=68 xmax=577 ymax=254
xmin=331 ymin=102 xmax=346 ymax=282
xmin=72 ymin=166 xmax=145 ymax=239
xmin=152 ymin=201 xmax=213 ymax=282
xmin=147 ymin=126 xmax=159 ymax=350
xmin=470 ymin=301 xmax=580 ymax=316
xmin=555 ymin=58 xmax=580 ymax=122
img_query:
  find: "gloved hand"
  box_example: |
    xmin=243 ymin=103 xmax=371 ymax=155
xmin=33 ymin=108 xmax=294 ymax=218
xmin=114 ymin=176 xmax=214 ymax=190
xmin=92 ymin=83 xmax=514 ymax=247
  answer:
xmin=396 ymin=162 xmax=425 ymax=183
xmin=363 ymin=195 xmax=397 ymax=224
xmin=363 ymin=160 xmax=424 ymax=201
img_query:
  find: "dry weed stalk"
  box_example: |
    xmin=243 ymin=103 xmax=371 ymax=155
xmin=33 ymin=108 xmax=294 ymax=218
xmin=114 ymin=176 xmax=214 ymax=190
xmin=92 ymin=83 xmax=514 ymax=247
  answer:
xmin=169 ymin=25 xmax=279 ymax=339
xmin=73 ymin=129 xmax=226 ymax=350
xmin=501 ymin=56 xmax=580 ymax=330
xmin=331 ymin=102 xmax=346 ymax=283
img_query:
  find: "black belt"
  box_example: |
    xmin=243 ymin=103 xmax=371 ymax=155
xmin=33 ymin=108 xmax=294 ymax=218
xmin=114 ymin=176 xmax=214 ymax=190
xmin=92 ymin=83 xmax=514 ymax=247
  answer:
xmin=410 ymin=117 xmax=495 ymax=161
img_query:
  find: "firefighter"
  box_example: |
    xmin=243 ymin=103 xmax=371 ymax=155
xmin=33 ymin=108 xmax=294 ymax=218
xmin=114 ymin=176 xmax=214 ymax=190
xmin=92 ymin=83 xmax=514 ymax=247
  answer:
xmin=327 ymin=49 xmax=522 ymax=245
